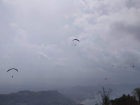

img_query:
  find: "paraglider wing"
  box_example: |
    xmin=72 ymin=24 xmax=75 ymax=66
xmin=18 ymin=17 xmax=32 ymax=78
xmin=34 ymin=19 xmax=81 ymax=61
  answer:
xmin=105 ymin=78 xmax=109 ymax=82
xmin=72 ymin=39 xmax=80 ymax=42
xmin=7 ymin=68 xmax=18 ymax=72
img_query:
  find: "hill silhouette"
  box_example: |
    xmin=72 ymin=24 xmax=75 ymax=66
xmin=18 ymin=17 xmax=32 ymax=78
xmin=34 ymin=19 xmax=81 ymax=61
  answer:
xmin=0 ymin=90 xmax=76 ymax=105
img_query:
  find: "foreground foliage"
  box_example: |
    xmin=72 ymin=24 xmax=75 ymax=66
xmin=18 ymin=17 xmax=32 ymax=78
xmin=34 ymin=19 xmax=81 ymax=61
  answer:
xmin=95 ymin=87 xmax=112 ymax=105
xmin=95 ymin=87 xmax=140 ymax=105
xmin=110 ymin=94 xmax=139 ymax=105
xmin=132 ymin=87 xmax=140 ymax=103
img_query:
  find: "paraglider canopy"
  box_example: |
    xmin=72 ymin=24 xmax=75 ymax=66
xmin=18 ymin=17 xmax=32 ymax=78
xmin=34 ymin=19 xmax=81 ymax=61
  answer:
xmin=72 ymin=39 xmax=80 ymax=42
xmin=105 ymin=78 xmax=109 ymax=80
xmin=7 ymin=68 xmax=18 ymax=72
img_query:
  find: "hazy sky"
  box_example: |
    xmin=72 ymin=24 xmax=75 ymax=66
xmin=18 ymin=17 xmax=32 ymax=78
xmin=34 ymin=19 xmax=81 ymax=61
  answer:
xmin=0 ymin=0 xmax=140 ymax=86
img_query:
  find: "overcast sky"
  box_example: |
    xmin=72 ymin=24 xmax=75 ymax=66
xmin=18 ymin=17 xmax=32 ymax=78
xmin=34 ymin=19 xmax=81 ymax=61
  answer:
xmin=0 ymin=0 xmax=140 ymax=86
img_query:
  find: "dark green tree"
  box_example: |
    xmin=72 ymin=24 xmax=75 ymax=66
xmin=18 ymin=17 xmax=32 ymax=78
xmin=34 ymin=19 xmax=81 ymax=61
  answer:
xmin=110 ymin=94 xmax=138 ymax=105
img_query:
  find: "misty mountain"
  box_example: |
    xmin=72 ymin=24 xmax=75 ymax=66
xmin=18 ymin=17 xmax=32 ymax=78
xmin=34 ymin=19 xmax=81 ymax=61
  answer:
xmin=58 ymin=83 xmax=140 ymax=101
xmin=0 ymin=90 xmax=75 ymax=105
xmin=0 ymin=83 xmax=140 ymax=103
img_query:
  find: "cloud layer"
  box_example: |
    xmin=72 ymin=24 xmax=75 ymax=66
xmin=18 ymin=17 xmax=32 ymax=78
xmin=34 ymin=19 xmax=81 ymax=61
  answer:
xmin=0 ymin=0 xmax=140 ymax=86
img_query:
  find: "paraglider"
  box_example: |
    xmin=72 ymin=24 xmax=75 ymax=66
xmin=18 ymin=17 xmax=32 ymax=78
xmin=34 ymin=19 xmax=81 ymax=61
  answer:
xmin=7 ymin=68 xmax=18 ymax=78
xmin=105 ymin=78 xmax=109 ymax=80
xmin=133 ymin=66 xmax=134 ymax=69
xmin=105 ymin=78 xmax=109 ymax=82
xmin=72 ymin=39 xmax=80 ymax=46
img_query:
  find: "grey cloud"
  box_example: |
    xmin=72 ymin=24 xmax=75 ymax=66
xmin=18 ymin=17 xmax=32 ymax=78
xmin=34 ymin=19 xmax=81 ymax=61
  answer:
xmin=37 ymin=52 xmax=49 ymax=59
xmin=0 ymin=0 xmax=140 ymax=88
xmin=110 ymin=22 xmax=140 ymax=41
xmin=9 ymin=23 xmax=18 ymax=28
xmin=54 ymin=62 xmax=65 ymax=67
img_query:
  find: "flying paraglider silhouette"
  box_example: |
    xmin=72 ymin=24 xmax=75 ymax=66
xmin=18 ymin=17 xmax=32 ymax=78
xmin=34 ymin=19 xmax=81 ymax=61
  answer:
xmin=7 ymin=68 xmax=18 ymax=78
xmin=133 ymin=66 xmax=134 ymax=70
xmin=105 ymin=78 xmax=109 ymax=80
xmin=105 ymin=78 xmax=109 ymax=82
xmin=72 ymin=39 xmax=80 ymax=46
